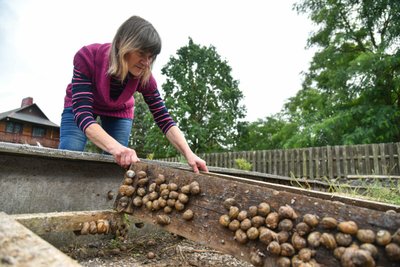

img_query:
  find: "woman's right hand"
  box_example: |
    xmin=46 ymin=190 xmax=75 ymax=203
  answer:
xmin=110 ymin=145 xmax=140 ymax=168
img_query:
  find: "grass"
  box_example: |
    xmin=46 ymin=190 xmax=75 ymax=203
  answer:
xmin=290 ymin=173 xmax=400 ymax=206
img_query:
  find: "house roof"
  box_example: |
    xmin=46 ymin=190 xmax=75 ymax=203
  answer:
xmin=0 ymin=104 xmax=59 ymax=128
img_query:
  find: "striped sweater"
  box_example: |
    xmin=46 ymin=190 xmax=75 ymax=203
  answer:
xmin=63 ymin=43 xmax=175 ymax=134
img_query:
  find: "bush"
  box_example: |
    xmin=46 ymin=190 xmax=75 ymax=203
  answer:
xmin=235 ymin=158 xmax=252 ymax=171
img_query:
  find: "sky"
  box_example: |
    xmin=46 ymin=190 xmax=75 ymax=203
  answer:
xmin=0 ymin=0 xmax=316 ymax=125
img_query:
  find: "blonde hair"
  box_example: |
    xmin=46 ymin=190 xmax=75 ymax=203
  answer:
xmin=108 ymin=16 xmax=161 ymax=84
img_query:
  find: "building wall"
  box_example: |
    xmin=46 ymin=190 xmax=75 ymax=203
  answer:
xmin=0 ymin=120 xmax=59 ymax=148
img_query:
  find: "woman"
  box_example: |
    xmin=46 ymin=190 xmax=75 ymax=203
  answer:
xmin=59 ymin=15 xmax=208 ymax=173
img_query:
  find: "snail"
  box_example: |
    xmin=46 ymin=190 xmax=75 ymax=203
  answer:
xmin=156 ymin=215 xmax=171 ymax=225
xmin=356 ymin=229 xmax=376 ymax=244
xmin=341 ymin=247 xmax=375 ymax=267
xmin=385 ymin=242 xmax=400 ymax=261
xmin=335 ymin=232 xmax=353 ymax=247
xmin=307 ymin=231 xmax=321 ymax=248
xmin=178 ymin=193 xmax=189 ymax=204
xmin=393 ymin=229 xmax=400 ymax=245
xmin=265 ymin=212 xmax=279 ymax=229
xmin=338 ymin=221 xmax=358 ymax=235
xmin=80 ymin=222 xmax=90 ymax=235
xmin=276 ymin=257 xmax=291 ymax=267
xmin=137 ymin=178 xmax=149 ymax=186
xmin=303 ymin=214 xmax=319 ymax=228
xmin=258 ymin=202 xmax=271 ymax=217
xmin=277 ymin=231 xmax=290 ymax=244
xmin=228 ymin=206 xmax=240 ymax=219
xmin=169 ymin=191 xmax=179 ymax=200
xmin=240 ymin=218 xmax=252 ymax=231
xmin=278 ymin=205 xmax=298 ymax=220
xmin=155 ymin=174 xmax=166 ymax=185
xmin=223 ymin=198 xmax=237 ymax=210
xmin=123 ymin=177 xmax=133 ymax=185
xmin=295 ymin=222 xmax=310 ymax=236
xmin=160 ymin=189 xmax=170 ymax=199
xmin=251 ymin=216 xmax=265 ymax=228
xmin=320 ymin=233 xmax=337 ymax=250
xmin=148 ymin=191 xmax=158 ymax=201
xmin=136 ymin=170 xmax=147 ymax=179
xmin=250 ymin=250 xmax=263 ymax=267
xmin=334 ymin=247 xmax=346 ymax=260
xmin=278 ymin=219 xmax=293 ymax=232
xmin=267 ymin=241 xmax=281 ymax=256
xmin=126 ymin=169 xmax=135 ymax=178
xmin=148 ymin=182 xmax=157 ymax=192
xmin=237 ymin=210 xmax=248 ymax=222
xmin=168 ymin=183 xmax=179 ymax=191
xmin=247 ymin=227 xmax=260 ymax=240
xmin=174 ymin=200 xmax=185 ymax=211
xmin=164 ymin=206 xmax=172 ymax=214
xmin=298 ymin=248 xmax=314 ymax=262
xmin=182 ymin=209 xmax=194 ymax=220
xmin=291 ymin=232 xmax=307 ymax=250
xmin=280 ymin=243 xmax=295 ymax=257
xmin=189 ymin=181 xmax=201 ymax=195
xmin=259 ymin=227 xmax=277 ymax=245
xmin=228 ymin=219 xmax=241 ymax=232
xmin=181 ymin=184 xmax=191 ymax=194
xmin=248 ymin=206 xmax=258 ymax=218
xmin=360 ymin=243 xmax=378 ymax=259
xmin=219 ymin=215 xmax=230 ymax=227
xmin=320 ymin=217 xmax=338 ymax=229
xmin=136 ymin=187 xmax=147 ymax=197
xmin=235 ymin=229 xmax=248 ymax=244
xmin=375 ymin=230 xmax=392 ymax=246
xmin=89 ymin=221 xmax=97 ymax=234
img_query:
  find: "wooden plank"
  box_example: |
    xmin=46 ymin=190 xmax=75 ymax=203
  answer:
xmin=365 ymin=144 xmax=371 ymax=174
xmin=327 ymin=145 xmax=333 ymax=179
xmin=10 ymin=210 xmax=123 ymax=236
xmin=380 ymin=143 xmax=387 ymax=175
xmin=309 ymin=147 xmax=314 ymax=180
xmin=115 ymin=162 xmax=400 ymax=267
xmin=372 ymin=144 xmax=380 ymax=174
xmin=0 ymin=212 xmax=82 ymax=267
xmin=388 ymin=143 xmax=395 ymax=174
xmin=343 ymin=146 xmax=348 ymax=178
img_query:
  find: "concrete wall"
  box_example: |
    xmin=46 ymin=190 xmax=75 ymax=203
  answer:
xmin=0 ymin=142 xmax=124 ymax=214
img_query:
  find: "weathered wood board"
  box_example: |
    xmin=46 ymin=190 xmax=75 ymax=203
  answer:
xmin=115 ymin=162 xmax=400 ymax=267
xmin=0 ymin=212 xmax=82 ymax=267
xmin=11 ymin=210 xmax=122 ymax=236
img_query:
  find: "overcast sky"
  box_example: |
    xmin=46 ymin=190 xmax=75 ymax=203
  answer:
xmin=0 ymin=0 xmax=315 ymax=125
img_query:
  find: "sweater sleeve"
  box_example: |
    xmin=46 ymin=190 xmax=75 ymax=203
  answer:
xmin=140 ymin=77 xmax=176 ymax=134
xmin=71 ymin=67 xmax=97 ymax=132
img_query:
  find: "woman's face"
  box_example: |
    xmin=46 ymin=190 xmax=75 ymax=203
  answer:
xmin=126 ymin=50 xmax=153 ymax=77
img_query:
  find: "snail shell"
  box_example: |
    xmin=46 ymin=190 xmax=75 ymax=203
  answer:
xmin=298 ymin=248 xmax=314 ymax=262
xmin=168 ymin=183 xmax=179 ymax=191
xmin=169 ymin=191 xmax=179 ymax=200
xmin=228 ymin=219 xmax=241 ymax=232
xmin=291 ymin=232 xmax=307 ymax=250
xmin=277 ymin=231 xmax=290 ymax=244
xmin=156 ymin=215 xmax=171 ymax=225
xmin=278 ymin=219 xmax=293 ymax=232
xmin=240 ymin=218 xmax=252 ymax=231
xmin=334 ymin=247 xmax=346 ymax=259
xmin=267 ymin=241 xmax=281 ymax=255
xmin=223 ymin=198 xmax=237 ymax=210
xmin=89 ymin=221 xmax=97 ymax=234
xmin=248 ymin=206 xmax=258 ymax=218
xmin=123 ymin=177 xmax=133 ymax=185
xmin=335 ymin=232 xmax=353 ymax=247
xmin=338 ymin=221 xmax=358 ymax=235
xmin=320 ymin=233 xmax=337 ymax=250
xmin=258 ymin=202 xmax=271 ymax=217
xmin=307 ymin=231 xmax=321 ymax=248
xmin=246 ymin=227 xmax=260 ymax=240
xmin=360 ymin=243 xmax=378 ymax=259
xmin=219 ymin=214 xmax=230 ymax=227
xmin=392 ymin=229 xmax=400 ymax=245
xmin=376 ymin=230 xmax=392 ymax=246
xmin=137 ymin=178 xmax=149 ymax=186
xmin=182 ymin=209 xmax=194 ymax=220
xmin=280 ymin=243 xmax=295 ymax=257
xmin=178 ymin=193 xmax=189 ymax=204
xmin=356 ymin=229 xmax=376 ymax=243
xmin=259 ymin=228 xmax=277 ymax=245
xmin=385 ymin=242 xmax=400 ymax=261
xmin=303 ymin=214 xmax=319 ymax=228
xmin=164 ymin=206 xmax=173 ymax=214
xmin=155 ymin=174 xmax=166 ymax=185
xmin=251 ymin=216 xmax=265 ymax=228
xmin=276 ymin=257 xmax=291 ymax=267
xmin=181 ymin=184 xmax=191 ymax=194
xmin=80 ymin=222 xmax=90 ymax=235
xmin=278 ymin=205 xmax=298 ymax=219
xmin=228 ymin=206 xmax=240 ymax=219
xmin=126 ymin=170 xmax=135 ymax=178
xmin=234 ymin=229 xmax=248 ymax=244
xmin=265 ymin=212 xmax=279 ymax=229
xmin=189 ymin=181 xmax=200 ymax=195
xmin=295 ymin=222 xmax=310 ymax=236
xmin=136 ymin=170 xmax=147 ymax=179
xmin=237 ymin=210 xmax=248 ymax=221
xmin=320 ymin=217 xmax=338 ymax=229
xmin=250 ymin=250 xmax=263 ymax=267
xmin=174 ymin=200 xmax=185 ymax=211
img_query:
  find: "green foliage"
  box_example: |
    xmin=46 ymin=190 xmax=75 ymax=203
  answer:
xmin=161 ymin=38 xmax=246 ymax=153
xmin=240 ymin=0 xmax=400 ymax=150
xmin=234 ymin=158 xmax=252 ymax=171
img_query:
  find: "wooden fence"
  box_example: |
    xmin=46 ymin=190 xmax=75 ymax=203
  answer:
xmin=160 ymin=142 xmax=400 ymax=180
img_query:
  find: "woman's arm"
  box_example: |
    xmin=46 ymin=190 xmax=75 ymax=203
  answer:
xmin=85 ymin=123 xmax=139 ymax=168
xmin=165 ymin=126 xmax=208 ymax=173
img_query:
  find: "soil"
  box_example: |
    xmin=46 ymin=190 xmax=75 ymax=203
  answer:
xmin=61 ymin=230 xmax=253 ymax=267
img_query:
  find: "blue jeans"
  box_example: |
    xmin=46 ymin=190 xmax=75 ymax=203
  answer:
xmin=58 ymin=107 xmax=133 ymax=152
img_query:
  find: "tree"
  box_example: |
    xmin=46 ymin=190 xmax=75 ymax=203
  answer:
xmin=283 ymin=0 xmax=400 ymax=146
xmin=160 ymin=38 xmax=246 ymax=153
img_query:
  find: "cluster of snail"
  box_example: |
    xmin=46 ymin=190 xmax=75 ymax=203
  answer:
xmin=116 ymin=169 xmax=201 ymax=225
xmin=79 ymin=219 xmax=128 ymax=240
xmin=219 ymin=198 xmax=400 ymax=267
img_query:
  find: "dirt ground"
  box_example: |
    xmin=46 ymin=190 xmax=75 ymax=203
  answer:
xmin=61 ymin=229 xmax=253 ymax=267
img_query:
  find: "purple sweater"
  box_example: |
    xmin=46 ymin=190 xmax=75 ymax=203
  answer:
xmin=63 ymin=43 xmax=176 ymax=134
